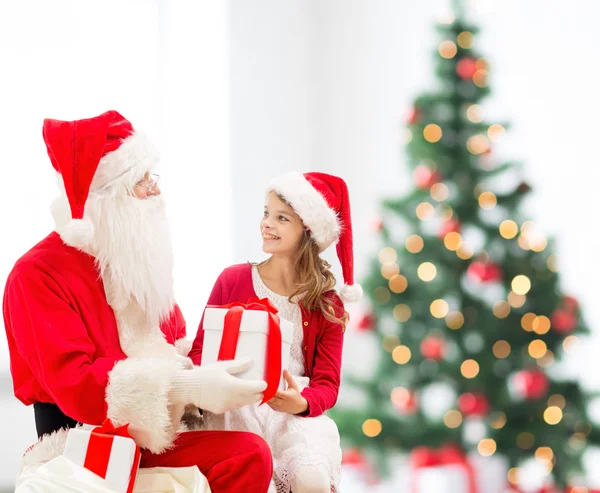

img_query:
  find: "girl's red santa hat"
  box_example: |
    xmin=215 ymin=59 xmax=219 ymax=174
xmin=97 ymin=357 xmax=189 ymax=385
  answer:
xmin=43 ymin=110 xmax=158 ymax=249
xmin=267 ymin=171 xmax=363 ymax=303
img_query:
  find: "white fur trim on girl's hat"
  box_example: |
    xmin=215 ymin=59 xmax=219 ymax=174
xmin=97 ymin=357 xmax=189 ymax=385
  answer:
xmin=43 ymin=110 xmax=158 ymax=250
xmin=267 ymin=171 xmax=362 ymax=303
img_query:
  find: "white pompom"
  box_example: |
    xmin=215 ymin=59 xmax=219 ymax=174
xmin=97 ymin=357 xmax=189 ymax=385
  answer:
xmin=339 ymin=283 xmax=363 ymax=303
xmin=59 ymin=219 xmax=95 ymax=249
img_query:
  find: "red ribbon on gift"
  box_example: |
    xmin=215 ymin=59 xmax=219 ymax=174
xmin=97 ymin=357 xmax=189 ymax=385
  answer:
xmin=208 ymin=297 xmax=283 ymax=404
xmin=83 ymin=419 xmax=141 ymax=493
xmin=410 ymin=444 xmax=477 ymax=493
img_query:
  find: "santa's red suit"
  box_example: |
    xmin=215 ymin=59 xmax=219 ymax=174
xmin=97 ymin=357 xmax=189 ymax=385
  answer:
xmin=2 ymin=111 xmax=273 ymax=492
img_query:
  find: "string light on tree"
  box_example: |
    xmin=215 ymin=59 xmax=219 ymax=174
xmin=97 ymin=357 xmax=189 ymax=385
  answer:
xmin=392 ymin=345 xmax=411 ymax=365
xmin=382 ymin=335 xmax=400 ymax=352
xmin=528 ymin=339 xmax=548 ymax=359
xmin=532 ymin=315 xmax=551 ymax=335
xmin=493 ymin=340 xmax=511 ymax=359
xmin=418 ymin=262 xmax=437 ymax=281
xmin=466 ymin=104 xmax=483 ymax=123
xmin=416 ymin=202 xmax=435 ymax=221
xmin=424 ymin=124 xmax=443 ymax=143
xmin=362 ymin=419 xmax=382 ymax=437
xmin=378 ymin=247 xmax=397 ymax=264
xmin=473 ymin=69 xmax=488 ymax=88
xmin=406 ymin=234 xmax=424 ymax=253
xmin=467 ymin=135 xmax=490 ymax=154
xmin=508 ymin=291 xmax=526 ymax=308
xmin=512 ymin=275 xmax=531 ymax=295
xmin=478 ymin=438 xmax=497 ymax=457
xmin=444 ymin=232 xmax=463 ymax=251
xmin=499 ymin=220 xmax=519 ymax=239
xmin=478 ymin=191 xmax=497 ymax=209
xmin=490 ymin=412 xmax=507 ymax=429
xmin=389 ymin=274 xmax=408 ymax=294
xmin=487 ymin=124 xmax=506 ymax=142
xmin=457 ymin=31 xmax=474 ymax=49
xmin=431 ymin=299 xmax=450 ymax=318
xmin=461 ymin=359 xmax=480 ymax=379
xmin=380 ymin=262 xmax=400 ymax=280
xmin=446 ymin=311 xmax=465 ymax=330
xmin=493 ymin=301 xmax=511 ymax=319
xmin=521 ymin=312 xmax=536 ymax=332
xmin=393 ymin=304 xmax=412 ymax=322
xmin=430 ymin=182 xmax=450 ymax=201
xmin=439 ymin=40 xmax=458 ymax=59
xmin=544 ymin=406 xmax=563 ymax=425
xmin=444 ymin=410 xmax=463 ymax=428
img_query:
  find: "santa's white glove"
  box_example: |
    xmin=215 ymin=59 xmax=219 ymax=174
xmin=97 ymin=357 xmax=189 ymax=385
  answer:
xmin=169 ymin=358 xmax=267 ymax=414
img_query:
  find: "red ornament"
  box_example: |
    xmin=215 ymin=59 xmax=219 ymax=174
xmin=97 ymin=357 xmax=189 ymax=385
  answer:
xmin=439 ymin=219 xmax=462 ymax=239
xmin=413 ymin=165 xmax=442 ymax=190
xmin=408 ymin=106 xmax=421 ymax=124
xmin=420 ymin=336 xmax=446 ymax=361
xmin=456 ymin=57 xmax=478 ymax=80
xmin=467 ymin=261 xmax=503 ymax=283
xmin=562 ymin=296 xmax=579 ymax=312
xmin=392 ymin=388 xmax=418 ymax=415
xmin=512 ymin=369 xmax=549 ymax=400
xmin=551 ymin=309 xmax=578 ymax=334
xmin=356 ymin=313 xmax=376 ymax=332
xmin=458 ymin=392 xmax=489 ymax=417
xmin=342 ymin=448 xmax=367 ymax=467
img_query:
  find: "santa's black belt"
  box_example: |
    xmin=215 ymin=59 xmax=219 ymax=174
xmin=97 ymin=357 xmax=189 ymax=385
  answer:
xmin=33 ymin=402 xmax=79 ymax=439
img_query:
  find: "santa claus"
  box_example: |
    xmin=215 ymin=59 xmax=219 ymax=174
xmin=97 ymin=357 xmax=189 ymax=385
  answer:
xmin=3 ymin=110 xmax=272 ymax=492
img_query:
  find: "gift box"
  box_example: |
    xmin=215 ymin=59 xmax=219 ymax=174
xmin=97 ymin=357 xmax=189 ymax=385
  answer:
xmin=202 ymin=298 xmax=294 ymax=403
xmin=63 ymin=419 xmax=141 ymax=493
xmin=411 ymin=445 xmax=477 ymax=493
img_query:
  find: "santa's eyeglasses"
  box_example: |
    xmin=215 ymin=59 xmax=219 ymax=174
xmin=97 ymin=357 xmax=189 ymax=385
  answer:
xmin=135 ymin=174 xmax=160 ymax=193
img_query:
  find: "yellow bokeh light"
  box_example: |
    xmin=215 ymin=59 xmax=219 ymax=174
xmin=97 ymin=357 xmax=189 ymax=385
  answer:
xmin=500 ymin=220 xmax=519 ymax=239
xmin=535 ymin=447 xmax=554 ymax=464
xmin=431 ymin=299 xmax=450 ymax=318
xmin=418 ymin=262 xmax=437 ymax=282
xmin=424 ymin=124 xmax=443 ymax=143
xmin=467 ymin=135 xmax=490 ymax=154
xmin=381 ymin=263 xmax=400 ymax=280
xmin=537 ymin=350 xmax=555 ymax=369
xmin=529 ymin=339 xmax=548 ymax=359
xmin=508 ymin=291 xmax=526 ymax=308
xmin=437 ymin=204 xmax=454 ymax=221
xmin=382 ymin=335 xmax=400 ymax=352
xmin=488 ymin=124 xmax=506 ymax=142
xmin=493 ymin=301 xmax=511 ymax=319
xmin=547 ymin=254 xmax=559 ymax=272
xmin=544 ymin=406 xmax=563 ymax=425
xmin=521 ymin=312 xmax=536 ymax=331
xmin=478 ymin=191 xmax=497 ymax=209
xmin=446 ymin=311 xmax=465 ymax=330
xmin=512 ymin=275 xmax=532 ymax=295
xmin=389 ymin=274 xmax=408 ymax=294
xmin=457 ymin=31 xmax=474 ymax=49
xmin=392 ymin=345 xmax=411 ymax=364
xmin=430 ymin=182 xmax=450 ymax=201
xmin=507 ymin=468 xmax=520 ymax=485
xmin=456 ymin=245 xmax=474 ymax=260
xmin=478 ymin=438 xmax=497 ymax=457
xmin=473 ymin=70 xmax=488 ymax=87
xmin=493 ymin=340 xmax=511 ymax=359
xmin=439 ymin=40 xmax=458 ymax=59
xmin=444 ymin=232 xmax=463 ymax=251
xmin=393 ymin=304 xmax=412 ymax=322
xmin=461 ymin=359 xmax=480 ymax=379
xmin=378 ymin=247 xmax=397 ymax=264
xmin=406 ymin=234 xmax=424 ymax=253
xmin=416 ymin=202 xmax=435 ymax=221
xmin=362 ymin=419 xmax=382 ymax=437
xmin=490 ymin=411 xmax=507 ymax=429
xmin=563 ymin=335 xmax=579 ymax=353
xmin=467 ymin=104 xmax=483 ymax=123
xmin=518 ymin=234 xmax=530 ymax=250
xmin=444 ymin=410 xmax=463 ymax=428
xmin=373 ymin=287 xmax=391 ymax=304
xmin=533 ymin=315 xmax=551 ymax=335
xmin=517 ymin=432 xmax=535 ymax=450
xmin=548 ymin=394 xmax=566 ymax=409
xmin=476 ymin=58 xmax=489 ymax=70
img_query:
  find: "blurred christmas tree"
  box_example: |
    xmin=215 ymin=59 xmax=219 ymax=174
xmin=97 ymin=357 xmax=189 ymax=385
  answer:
xmin=332 ymin=3 xmax=599 ymax=489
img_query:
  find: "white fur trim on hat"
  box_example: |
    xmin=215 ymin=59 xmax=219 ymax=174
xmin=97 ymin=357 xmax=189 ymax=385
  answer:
xmin=339 ymin=283 xmax=363 ymax=303
xmin=58 ymin=219 xmax=95 ymax=249
xmin=105 ymin=357 xmax=181 ymax=454
xmin=268 ymin=172 xmax=341 ymax=251
xmin=92 ymin=131 xmax=160 ymax=192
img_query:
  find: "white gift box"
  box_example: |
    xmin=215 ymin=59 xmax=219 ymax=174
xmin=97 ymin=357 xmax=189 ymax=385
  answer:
xmin=414 ymin=464 xmax=472 ymax=493
xmin=63 ymin=427 xmax=140 ymax=493
xmin=202 ymin=306 xmax=294 ymax=390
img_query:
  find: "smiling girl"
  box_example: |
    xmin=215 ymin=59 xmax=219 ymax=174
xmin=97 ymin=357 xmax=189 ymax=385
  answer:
xmin=189 ymin=172 xmax=362 ymax=493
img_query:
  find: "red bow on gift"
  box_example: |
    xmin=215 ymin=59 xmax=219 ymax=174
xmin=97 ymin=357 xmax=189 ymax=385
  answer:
xmin=411 ymin=444 xmax=477 ymax=493
xmin=208 ymin=297 xmax=283 ymax=404
xmin=84 ymin=419 xmax=141 ymax=493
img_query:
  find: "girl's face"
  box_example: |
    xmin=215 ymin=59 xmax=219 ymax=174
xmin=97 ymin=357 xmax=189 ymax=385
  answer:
xmin=260 ymin=192 xmax=305 ymax=256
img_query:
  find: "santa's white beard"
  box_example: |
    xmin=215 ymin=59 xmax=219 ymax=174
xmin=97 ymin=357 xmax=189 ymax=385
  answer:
xmin=52 ymin=192 xmax=175 ymax=332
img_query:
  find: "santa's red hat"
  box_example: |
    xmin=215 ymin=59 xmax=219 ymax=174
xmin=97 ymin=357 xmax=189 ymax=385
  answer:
xmin=267 ymin=171 xmax=363 ymax=303
xmin=43 ymin=110 xmax=159 ymax=249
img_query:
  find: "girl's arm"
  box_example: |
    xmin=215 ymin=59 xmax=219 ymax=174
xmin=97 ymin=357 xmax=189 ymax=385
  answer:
xmin=300 ymin=294 xmax=345 ymax=417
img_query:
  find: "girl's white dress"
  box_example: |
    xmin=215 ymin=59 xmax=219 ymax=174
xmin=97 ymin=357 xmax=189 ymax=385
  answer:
xmin=204 ymin=265 xmax=341 ymax=493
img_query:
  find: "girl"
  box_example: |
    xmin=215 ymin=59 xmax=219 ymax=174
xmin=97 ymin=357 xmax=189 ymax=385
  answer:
xmin=189 ymin=171 xmax=362 ymax=493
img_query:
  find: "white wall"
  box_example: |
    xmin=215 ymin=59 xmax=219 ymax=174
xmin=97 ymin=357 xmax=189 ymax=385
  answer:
xmin=0 ymin=0 xmax=231 ymax=486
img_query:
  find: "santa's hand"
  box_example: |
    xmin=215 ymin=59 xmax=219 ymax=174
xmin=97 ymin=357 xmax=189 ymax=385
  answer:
xmin=267 ymin=370 xmax=309 ymax=415
xmin=169 ymin=358 xmax=267 ymax=414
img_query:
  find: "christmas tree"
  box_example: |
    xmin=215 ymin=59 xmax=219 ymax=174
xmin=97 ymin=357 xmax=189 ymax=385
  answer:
xmin=332 ymin=5 xmax=598 ymax=489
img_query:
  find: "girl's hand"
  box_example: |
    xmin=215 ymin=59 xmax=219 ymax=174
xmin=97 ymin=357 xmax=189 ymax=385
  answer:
xmin=267 ymin=370 xmax=309 ymax=415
